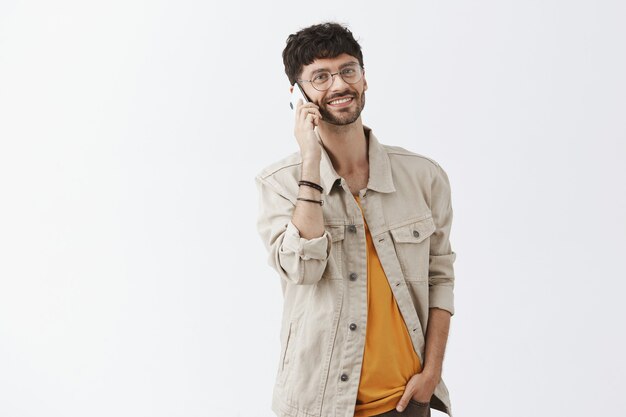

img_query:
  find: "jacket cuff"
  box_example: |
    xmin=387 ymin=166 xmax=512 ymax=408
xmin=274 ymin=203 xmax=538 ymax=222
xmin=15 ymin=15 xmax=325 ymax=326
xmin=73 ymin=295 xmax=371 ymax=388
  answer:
xmin=281 ymin=220 xmax=331 ymax=261
xmin=429 ymin=284 xmax=455 ymax=316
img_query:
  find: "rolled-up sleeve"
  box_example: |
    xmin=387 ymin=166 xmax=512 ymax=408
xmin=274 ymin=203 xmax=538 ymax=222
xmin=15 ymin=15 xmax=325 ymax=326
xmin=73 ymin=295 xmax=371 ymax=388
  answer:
xmin=428 ymin=163 xmax=457 ymax=316
xmin=282 ymin=220 xmax=332 ymax=261
xmin=255 ymin=174 xmax=332 ymax=285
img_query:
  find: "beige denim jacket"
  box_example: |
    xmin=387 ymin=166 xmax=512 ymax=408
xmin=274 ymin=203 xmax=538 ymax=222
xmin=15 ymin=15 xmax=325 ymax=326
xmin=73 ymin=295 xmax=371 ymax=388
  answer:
xmin=255 ymin=125 xmax=457 ymax=417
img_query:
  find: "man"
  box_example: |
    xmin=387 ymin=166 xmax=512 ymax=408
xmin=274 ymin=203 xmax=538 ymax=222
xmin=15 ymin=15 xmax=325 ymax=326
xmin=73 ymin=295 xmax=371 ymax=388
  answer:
xmin=255 ymin=22 xmax=457 ymax=417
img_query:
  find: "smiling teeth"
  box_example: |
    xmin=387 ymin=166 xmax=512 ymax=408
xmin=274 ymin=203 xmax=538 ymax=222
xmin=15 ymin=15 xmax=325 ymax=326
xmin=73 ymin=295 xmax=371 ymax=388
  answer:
xmin=329 ymin=97 xmax=352 ymax=105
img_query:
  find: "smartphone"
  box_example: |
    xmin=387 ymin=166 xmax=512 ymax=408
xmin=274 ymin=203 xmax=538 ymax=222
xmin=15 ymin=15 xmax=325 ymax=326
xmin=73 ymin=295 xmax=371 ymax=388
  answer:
xmin=290 ymin=82 xmax=310 ymax=110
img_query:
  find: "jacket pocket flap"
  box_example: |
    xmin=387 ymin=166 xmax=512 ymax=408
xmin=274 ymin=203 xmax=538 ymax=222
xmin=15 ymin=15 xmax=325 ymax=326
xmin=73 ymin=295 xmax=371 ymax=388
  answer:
xmin=389 ymin=217 xmax=436 ymax=243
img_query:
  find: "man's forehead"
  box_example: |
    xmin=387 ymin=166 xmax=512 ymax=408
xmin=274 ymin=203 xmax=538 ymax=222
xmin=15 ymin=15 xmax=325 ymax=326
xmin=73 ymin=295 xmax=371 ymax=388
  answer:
xmin=302 ymin=54 xmax=359 ymax=74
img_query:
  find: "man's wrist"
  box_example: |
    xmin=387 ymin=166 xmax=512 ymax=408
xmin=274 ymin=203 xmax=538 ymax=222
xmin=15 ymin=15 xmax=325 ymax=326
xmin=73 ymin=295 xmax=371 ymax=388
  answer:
xmin=302 ymin=155 xmax=321 ymax=165
xmin=422 ymin=366 xmax=442 ymax=381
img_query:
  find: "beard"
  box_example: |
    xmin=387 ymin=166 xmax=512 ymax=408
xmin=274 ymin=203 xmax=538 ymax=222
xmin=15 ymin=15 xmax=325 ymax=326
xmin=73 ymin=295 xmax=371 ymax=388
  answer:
xmin=318 ymin=90 xmax=366 ymax=126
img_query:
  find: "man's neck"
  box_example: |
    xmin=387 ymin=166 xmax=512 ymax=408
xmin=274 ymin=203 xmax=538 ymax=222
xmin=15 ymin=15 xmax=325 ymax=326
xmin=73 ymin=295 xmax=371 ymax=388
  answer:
xmin=317 ymin=118 xmax=369 ymax=176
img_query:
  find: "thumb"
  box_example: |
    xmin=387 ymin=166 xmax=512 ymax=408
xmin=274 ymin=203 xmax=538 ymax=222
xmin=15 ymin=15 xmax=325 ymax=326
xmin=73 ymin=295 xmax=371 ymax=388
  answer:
xmin=396 ymin=391 xmax=412 ymax=412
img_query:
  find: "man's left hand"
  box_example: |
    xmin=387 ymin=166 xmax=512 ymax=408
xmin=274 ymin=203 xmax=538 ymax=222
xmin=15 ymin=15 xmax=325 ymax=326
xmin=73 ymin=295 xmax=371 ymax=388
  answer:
xmin=395 ymin=370 xmax=440 ymax=412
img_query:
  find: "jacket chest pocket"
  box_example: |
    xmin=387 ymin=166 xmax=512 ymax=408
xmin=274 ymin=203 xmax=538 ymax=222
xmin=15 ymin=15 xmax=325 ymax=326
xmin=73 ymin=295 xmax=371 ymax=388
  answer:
xmin=389 ymin=216 xmax=436 ymax=281
xmin=322 ymin=225 xmax=345 ymax=280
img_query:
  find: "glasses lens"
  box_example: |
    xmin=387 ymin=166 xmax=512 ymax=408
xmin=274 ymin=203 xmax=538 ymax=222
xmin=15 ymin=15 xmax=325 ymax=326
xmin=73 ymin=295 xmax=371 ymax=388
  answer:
xmin=340 ymin=65 xmax=362 ymax=83
xmin=312 ymin=72 xmax=332 ymax=90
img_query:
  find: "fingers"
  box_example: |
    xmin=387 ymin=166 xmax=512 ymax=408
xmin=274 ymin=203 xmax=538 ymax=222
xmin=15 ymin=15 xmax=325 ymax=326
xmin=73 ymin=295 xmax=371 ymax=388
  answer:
xmin=296 ymin=102 xmax=322 ymax=118
xmin=306 ymin=112 xmax=322 ymax=126
xmin=396 ymin=391 xmax=415 ymax=412
xmin=300 ymin=109 xmax=323 ymax=124
xmin=397 ymin=391 xmax=431 ymax=413
xmin=295 ymin=100 xmax=323 ymax=128
xmin=396 ymin=395 xmax=410 ymax=412
xmin=299 ymin=107 xmax=322 ymax=120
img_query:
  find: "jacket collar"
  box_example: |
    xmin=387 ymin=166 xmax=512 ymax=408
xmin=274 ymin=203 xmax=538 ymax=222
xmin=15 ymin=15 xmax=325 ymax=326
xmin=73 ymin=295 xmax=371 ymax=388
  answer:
xmin=315 ymin=124 xmax=396 ymax=195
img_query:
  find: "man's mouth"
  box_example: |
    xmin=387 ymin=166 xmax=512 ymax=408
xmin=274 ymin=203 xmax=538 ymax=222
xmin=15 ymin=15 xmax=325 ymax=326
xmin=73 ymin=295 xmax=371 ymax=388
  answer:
xmin=327 ymin=96 xmax=354 ymax=107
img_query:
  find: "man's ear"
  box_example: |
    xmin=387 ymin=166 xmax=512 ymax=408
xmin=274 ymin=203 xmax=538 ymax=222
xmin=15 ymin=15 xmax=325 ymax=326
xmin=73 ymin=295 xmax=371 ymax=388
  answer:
xmin=289 ymin=85 xmax=294 ymax=94
xmin=363 ymin=76 xmax=368 ymax=92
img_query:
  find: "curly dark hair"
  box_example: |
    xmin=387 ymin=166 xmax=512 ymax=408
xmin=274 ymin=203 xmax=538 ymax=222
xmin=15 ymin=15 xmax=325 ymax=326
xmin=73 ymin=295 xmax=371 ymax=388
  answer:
xmin=282 ymin=22 xmax=364 ymax=86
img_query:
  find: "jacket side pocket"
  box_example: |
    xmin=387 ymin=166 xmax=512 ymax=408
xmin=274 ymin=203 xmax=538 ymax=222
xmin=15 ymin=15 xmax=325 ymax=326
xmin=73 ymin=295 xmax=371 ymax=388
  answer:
xmin=279 ymin=320 xmax=297 ymax=385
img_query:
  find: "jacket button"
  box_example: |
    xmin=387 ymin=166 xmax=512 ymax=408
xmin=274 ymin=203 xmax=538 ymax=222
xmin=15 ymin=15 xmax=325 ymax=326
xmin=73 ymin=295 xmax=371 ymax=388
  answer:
xmin=413 ymin=230 xmax=420 ymax=238
xmin=349 ymin=272 xmax=358 ymax=281
xmin=341 ymin=374 xmax=348 ymax=381
xmin=349 ymin=323 xmax=357 ymax=331
xmin=348 ymin=224 xmax=357 ymax=233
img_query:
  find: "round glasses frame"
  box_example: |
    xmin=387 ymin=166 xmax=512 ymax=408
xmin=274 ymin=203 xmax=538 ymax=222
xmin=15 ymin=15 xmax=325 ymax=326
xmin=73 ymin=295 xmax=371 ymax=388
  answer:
xmin=297 ymin=64 xmax=365 ymax=91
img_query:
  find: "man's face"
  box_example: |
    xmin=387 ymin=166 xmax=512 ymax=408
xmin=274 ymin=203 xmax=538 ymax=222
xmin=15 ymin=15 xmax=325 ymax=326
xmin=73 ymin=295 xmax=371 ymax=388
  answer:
xmin=296 ymin=53 xmax=368 ymax=126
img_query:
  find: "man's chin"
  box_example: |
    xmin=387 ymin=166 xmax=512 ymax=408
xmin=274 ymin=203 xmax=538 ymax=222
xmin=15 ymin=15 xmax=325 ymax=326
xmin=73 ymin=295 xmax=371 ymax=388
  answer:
xmin=321 ymin=110 xmax=361 ymax=126
xmin=325 ymin=118 xmax=358 ymax=126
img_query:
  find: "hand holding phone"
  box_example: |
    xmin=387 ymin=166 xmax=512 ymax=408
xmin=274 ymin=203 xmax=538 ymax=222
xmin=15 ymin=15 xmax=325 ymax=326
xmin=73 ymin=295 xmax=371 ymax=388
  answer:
xmin=290 ymin=82 xmax=323 ymax=159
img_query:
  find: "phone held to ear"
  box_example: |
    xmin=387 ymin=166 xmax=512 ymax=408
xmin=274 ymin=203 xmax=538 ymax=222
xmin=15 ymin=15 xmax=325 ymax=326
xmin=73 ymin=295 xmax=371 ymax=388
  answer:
xmin=290 ymin=82 xmax=310 ymax=110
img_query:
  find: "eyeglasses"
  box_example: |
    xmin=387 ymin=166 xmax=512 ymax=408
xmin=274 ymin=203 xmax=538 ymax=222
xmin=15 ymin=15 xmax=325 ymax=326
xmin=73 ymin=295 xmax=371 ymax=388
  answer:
xmin=297 ymin=63 xmax=364 ymax=91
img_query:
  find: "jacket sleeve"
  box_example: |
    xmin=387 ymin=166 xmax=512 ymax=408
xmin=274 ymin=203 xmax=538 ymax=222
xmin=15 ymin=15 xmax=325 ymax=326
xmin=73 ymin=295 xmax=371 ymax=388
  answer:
xmin=255 ymin=174 xmax=332 ymax=285
xmin=428 ymin=163 xmax=457 ymax=316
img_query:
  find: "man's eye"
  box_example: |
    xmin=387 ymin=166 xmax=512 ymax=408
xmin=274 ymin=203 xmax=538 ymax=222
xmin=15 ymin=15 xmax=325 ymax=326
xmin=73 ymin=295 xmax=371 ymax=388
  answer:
xmin=314 ymin=73 xmax=330 ymax=82
xmin=342 ymin=68 xmax=356 ymax=75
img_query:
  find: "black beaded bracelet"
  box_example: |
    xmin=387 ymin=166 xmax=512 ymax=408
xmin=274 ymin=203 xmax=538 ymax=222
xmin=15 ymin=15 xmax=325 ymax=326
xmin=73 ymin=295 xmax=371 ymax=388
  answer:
xmin=297 ymin=197 xmax=324 ymax=206
xmin=298 ymin=180 xmax=323 ymax=192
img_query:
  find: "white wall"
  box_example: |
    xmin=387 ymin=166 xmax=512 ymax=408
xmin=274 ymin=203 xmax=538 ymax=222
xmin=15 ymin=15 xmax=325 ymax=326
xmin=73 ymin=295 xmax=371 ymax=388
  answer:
xmin=1 ymin=1 xmax=625 ymax=416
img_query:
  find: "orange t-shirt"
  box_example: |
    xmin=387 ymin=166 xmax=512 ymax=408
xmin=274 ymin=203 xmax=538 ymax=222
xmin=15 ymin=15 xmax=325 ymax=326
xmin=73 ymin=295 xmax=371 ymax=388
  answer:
xmin=353 ymin=195 xmax=422 ymax=417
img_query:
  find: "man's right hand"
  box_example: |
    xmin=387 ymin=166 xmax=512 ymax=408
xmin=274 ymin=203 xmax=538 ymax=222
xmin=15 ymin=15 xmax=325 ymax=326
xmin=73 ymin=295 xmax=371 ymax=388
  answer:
xmin=294 ymin=99 xmax=323 ymax=160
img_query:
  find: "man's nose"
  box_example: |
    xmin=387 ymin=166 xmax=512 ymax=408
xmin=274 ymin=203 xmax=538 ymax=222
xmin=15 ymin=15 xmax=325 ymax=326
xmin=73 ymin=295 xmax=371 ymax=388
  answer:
xmin=328 ymin=73 xmax=350 ymax=92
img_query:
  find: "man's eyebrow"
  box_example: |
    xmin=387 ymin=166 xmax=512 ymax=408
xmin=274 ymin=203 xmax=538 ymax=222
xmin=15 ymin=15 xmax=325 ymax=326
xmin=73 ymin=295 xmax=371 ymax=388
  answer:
xmin=309 ymin=61 xmax=359 ymax=76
